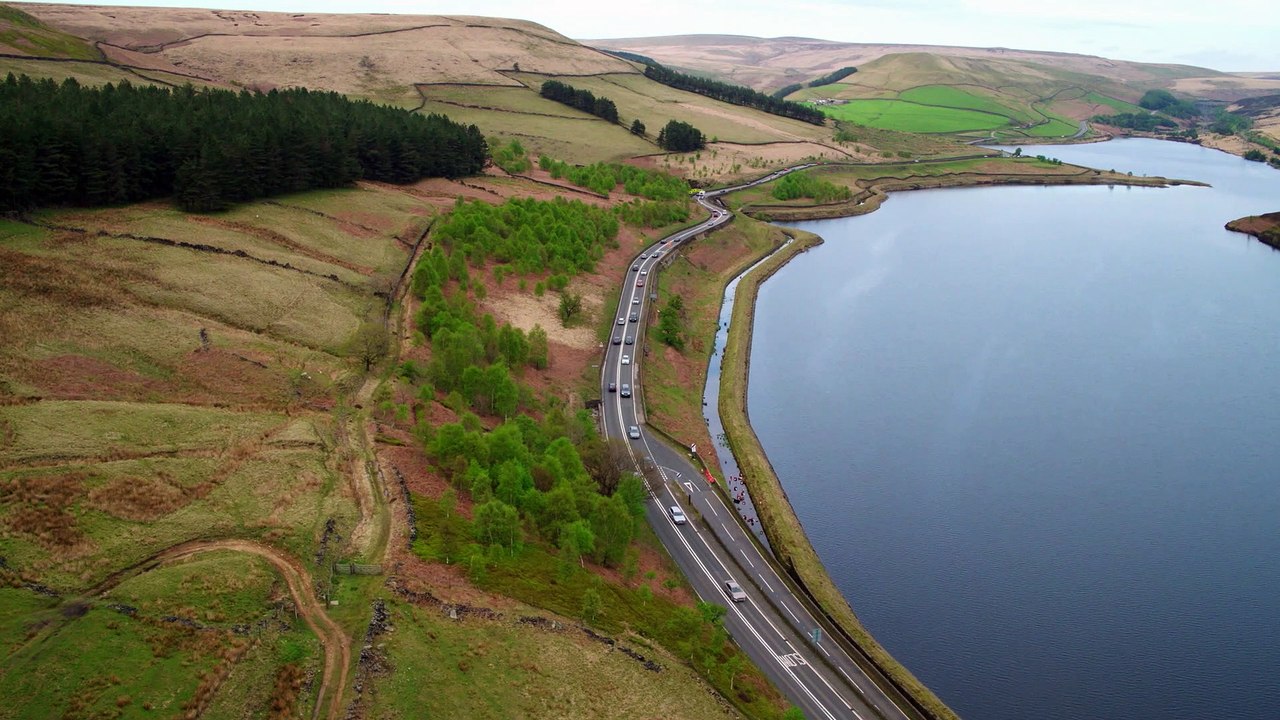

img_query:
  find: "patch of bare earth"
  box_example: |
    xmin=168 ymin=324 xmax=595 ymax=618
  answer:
xmin=87 ymin=473 xmax=191 ymax=521
xmin=658 ymin=141 xmax=857 ymax=183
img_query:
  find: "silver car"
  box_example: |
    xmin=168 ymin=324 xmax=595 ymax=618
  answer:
xmin=628 ymin=425 xmax=641 ymax=439
xmin=723 ymin=579 xmax=747 ymax=603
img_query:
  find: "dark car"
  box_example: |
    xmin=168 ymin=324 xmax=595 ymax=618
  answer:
xmin=608 ymin=382 xmax=617 ymax=393
xmin=620 ymin=383 xmax=632 ymax=397
xmin=625 ymin=336 xmax=634 ymax=345
xmin=629 ymin=312 xmax=638 ymax=322
xmin=612 ymin=336 xmax=622 ymax=345
xmin=631 ymin=264 xmax=639 ymax=271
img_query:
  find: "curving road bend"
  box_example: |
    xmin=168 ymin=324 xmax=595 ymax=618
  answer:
xmin=600 ymin=167 xmax=923 ymax=720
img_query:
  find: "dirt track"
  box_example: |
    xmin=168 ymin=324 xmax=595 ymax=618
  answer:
xmin=91 ymin=539 xmax=351 ymax=720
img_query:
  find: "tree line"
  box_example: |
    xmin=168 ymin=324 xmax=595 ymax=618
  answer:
xmin=539 ymin=80 xmax=619 ymax=123
xmin=808 ymin=66 xmax=858 ymax=87
xmin=642 ymin=63 xmax=826 ymax=125
xmin=771 ymin=66 xmax=858 ymax=100
xmin=0 ymin=74 xmax=486 ymax=212
xmin=537 ymin=156 xmax=689 ymax=200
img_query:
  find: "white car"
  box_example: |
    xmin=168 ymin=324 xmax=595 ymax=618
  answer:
xmin=621 ymin=354 xmax=630 ymax=365
xmin=723 ymin=579 xmax=747 ymax=603
xmin=628 ymin=425 xmax=641 ymax=439
xmin=669 ymin=505 xmax=687 ymax=524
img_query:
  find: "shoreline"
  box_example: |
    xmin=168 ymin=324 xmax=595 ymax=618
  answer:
xmin=737 ymin=166 xmax=1202 ymax=223
xmin=697 ymin=162 xmax=1197 ymax=720
xmin=1225 ymin=211 xmax=1280 ymax=250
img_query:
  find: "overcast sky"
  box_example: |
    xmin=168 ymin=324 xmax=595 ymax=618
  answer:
xmin=27 ymin=0 xmax=1280 ymax=71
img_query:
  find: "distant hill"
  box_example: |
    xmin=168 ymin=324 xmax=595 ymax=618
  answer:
xmin=588 ymin=34 xmax=1280 ymax=146
xmin=587 ymin=34 xmax=1280 ymax=101
xmin=8 ymin=3 xmax=635 ymax=98
xmin=3 ymin=3 xmax=978 ymax=173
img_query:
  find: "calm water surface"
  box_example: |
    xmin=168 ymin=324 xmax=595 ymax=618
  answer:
xmin=748 ymin=139 xmax=1280 ymax=720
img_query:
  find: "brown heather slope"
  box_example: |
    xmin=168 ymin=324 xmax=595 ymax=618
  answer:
xmin=587 ymin=33 xmax=1280 ymax=100
xmin=13 ymin=3 xmax=635 ymax=96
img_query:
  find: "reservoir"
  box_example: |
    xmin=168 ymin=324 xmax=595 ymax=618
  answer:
xmin=747 ymin=139 xmax=1280 ymax=720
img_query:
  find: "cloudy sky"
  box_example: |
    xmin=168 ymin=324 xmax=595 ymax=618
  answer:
xmin=27 ymin=0 xmax=1279 ymax=70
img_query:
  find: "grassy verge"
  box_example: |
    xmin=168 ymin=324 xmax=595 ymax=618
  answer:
xmin=717 ymin=227 xmax=962 ymax=720
xmin=0 ymin=552 xmax=321 ymax=720
xmin=410 ymin=494 xmax=791 ymax=719
xmin=369 ymin=594 xmax=740 ymax=720
xmin=641 ymin=218 xmax=786 ymax=462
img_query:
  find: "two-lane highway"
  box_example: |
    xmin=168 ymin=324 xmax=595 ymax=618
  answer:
xmin=598 ymin=171 xmax=921 ymax=720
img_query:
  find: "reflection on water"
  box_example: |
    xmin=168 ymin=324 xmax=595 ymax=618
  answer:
xmin=750 ymin=140 xmax=1280 ymax=720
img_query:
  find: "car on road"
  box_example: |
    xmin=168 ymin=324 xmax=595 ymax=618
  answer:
xmin=629 ymin=312 xmax=638 ymax=322
xmin=723 ymin=579 xmax=747 ymax=603
xmin=607 ymin=382 xmax=616 ymax=393
xmin=636 ymin=279 xmax=645 ymax=287
xmin=632 ymin=297 xmax=640 ymax=304
xmin=616 ymin=317 xmax=625 ymax=325
xmin=628 ymin=425 xmax=641 ymax=439
xmin=669 ymin=505 xmax=687 ymax=525
xmin=625 ymin=336 xmax=634 ymax=345
xmin=612 ymin=336 xmax=621 ymax=345
xmin=631 ymin=264 xmax=639 ymax=271
xmin=621 ymin=354 xmax=630 ymax=365
xmin=640 ymin=270 xmax=648 ymax=276
xmin=620 ymin=383 xmax=631 ymax=397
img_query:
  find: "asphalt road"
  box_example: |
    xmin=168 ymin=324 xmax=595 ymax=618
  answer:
xmin=598 ymin=169 xmax=922 ymax=720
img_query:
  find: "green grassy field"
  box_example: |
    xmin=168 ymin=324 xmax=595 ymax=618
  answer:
xmin=370 ymin=596 xmax=740 ymax=720
xmin=0 ymin=552 xmax=321 ymax=720
xmin=415 ymin=96 xmax=654 ymax=165
xmin=420 ymin=84 xmax=589 ymax=118
xmin=796 ymin=52 xmax=1148 ymax=140
xmin=0 ymin=5 xmax=101 ymax=60
xmin=821 ymin=98 xmax=1012 ymax=133
xmin=900 ymin=85 xmax=1034 ymax=122
xmin=1024 ymin=115 xmax=1081 ymax=137
xmin=1083 ymin=91 xmax=1144 ymax=114
xmin=518 ymin=72 xmax=831 ymax=145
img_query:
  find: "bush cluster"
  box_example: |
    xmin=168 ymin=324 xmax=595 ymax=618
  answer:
xmin=771 ymin=171 xmax=851 ymax=203
xmin=656 ymin=120 xmax=706 ymax=152
xmin=537 ymin=156 xmax=689 ymax=199
xmin=490 ymin=139 xmax=532 ymax=174
xmin=429 ymin=196 xmax=619 ymax=276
